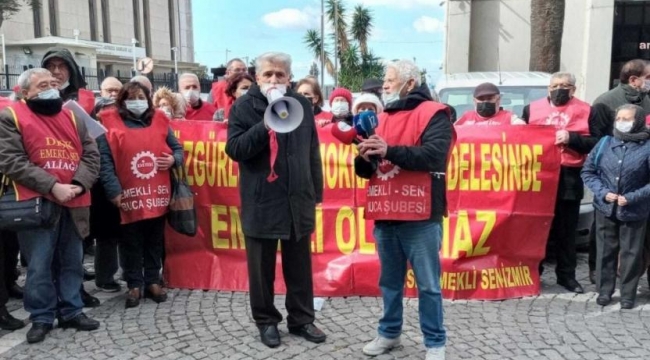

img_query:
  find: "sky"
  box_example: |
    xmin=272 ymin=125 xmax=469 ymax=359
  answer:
xmin=191 ymin=0 xmax=445 ymax=86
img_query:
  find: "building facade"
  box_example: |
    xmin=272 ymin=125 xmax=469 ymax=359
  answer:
xmin=444 ymin=0 xmax=650 ymax=103
xmin=0 ymin=0 xmax=199 ymax=76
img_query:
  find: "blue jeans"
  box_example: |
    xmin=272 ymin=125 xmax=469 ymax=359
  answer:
xmin=17 ymin=209 xmax=84 ymax=324
xmin=374 ymin=221 xmax=446 ymax=348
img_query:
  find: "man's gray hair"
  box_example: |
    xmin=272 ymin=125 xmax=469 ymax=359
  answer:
xmin=17 ymin=68 xmax=52 ymax=91
xmin=226 ymin=58 xmax=245 ymax=70
xmin=385 ymin=60 xmax=421 ymax=87
xmin=616 ymin=103 xmax=644 ymax=118
xmin=550 ymin=72 xmax=576 ymax=86
xmin=255 ymin=52 xmax=292 ymax=76
xmin=130 ymin=75 xmax=152 ymax=90
xmin=179 ymin=72 xmax=199 ymax=83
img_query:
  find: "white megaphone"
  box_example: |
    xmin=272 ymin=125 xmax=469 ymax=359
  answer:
xmin=264 ymin=87 xmax=303 ymax=133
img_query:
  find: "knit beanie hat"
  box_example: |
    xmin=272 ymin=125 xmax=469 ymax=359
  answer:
xmin=329 ymin=88 xmax=353 ymax=107
xmin=352 ymin=93 xmax=383 ymax=115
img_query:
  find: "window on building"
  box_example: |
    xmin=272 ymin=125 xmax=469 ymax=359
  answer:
xmin=143 ymin=0 xmax=152 ymax=57
xmin=101 ymin=0 xmax=111 ymax=43
xmin=33 ymin=2 xmax=42 ymax=37
xmin=48 ymin=0 xmax=58 ymax=36
xmin=89 ymin=0 xmax=97 ymax=41
xmin=133 ymin=0 xmax=141 ymax=43
xmin=610 ymin=0 xmax=650 ymax=88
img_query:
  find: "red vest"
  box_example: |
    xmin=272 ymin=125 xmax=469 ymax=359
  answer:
xmin=78 ymin=89 xmax=95 ymax=115
xmin=529 ymin=97 xmax=591 ymax=167
xmin=185 ymin=101 xmax=217 ymax=121
xmin=102 ymin=109 xmax=172 ymax=224
xmin=366 ymin=101 xmax=450 ymax=221
xmin=646 ymin=114 xmax=650 ymax=126
xmin=211 ymin=81 xmax=233 ymax=117
xmin=7 ymin=101 xmax=90 ymax=207
xmin=315 ymin=110 xmax=333 ymax=124
xmin=455 ymin=109 xmax=513 ymax=126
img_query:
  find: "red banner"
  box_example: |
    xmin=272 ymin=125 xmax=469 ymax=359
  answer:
xmin=165 ymin=122 xmax=560 ymax=300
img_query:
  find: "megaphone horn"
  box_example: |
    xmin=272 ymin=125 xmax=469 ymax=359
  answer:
xmin=264 ymin=89 xmax=303 ymax=133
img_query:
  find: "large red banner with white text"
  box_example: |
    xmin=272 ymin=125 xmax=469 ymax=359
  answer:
xmin=164 ymin=122 xmax=560 ymax=300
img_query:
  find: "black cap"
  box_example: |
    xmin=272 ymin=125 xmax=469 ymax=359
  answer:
xmin=362 ymin=78 xmax=382 ymax=92
xmin=473 ymin=82 xmax=500 ymax=98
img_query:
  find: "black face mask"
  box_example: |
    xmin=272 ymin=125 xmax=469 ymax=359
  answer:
xmin=476 ymin=102 xmax=497 ymax=118
xmin=25 ymin=98 xmax=63 ymax=116
xmin=550 ymin=88 xmax=572 ymax=106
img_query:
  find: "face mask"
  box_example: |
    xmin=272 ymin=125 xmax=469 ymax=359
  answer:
xmin=476 ymin=102 xmax=497 ymax=118
xmin=615 ymin=121 xmax=634 ymax=133
xmin=26 ymin=97 xmax=63 ymax=116
xmin=331 ymin=101 xmax=349 ymax=117
xmin=183 ymin=90 xmax=200 ymax=105
xmin=644 ymin=80 xmax=650 ymax=92
xmin=240 ymin=89 xmax=248 ymax=97
xmin=162 ymin=107 xmax=173 ymax=119
xmin=125 ymin=100 xmax=149 ymax=117
xmin=382 ymin=82 xmax=406 ymax=105
xmin=260 ymin=83 xmax=287 ymax=97
xmin=37 ymin=88 xmax=60 ymax=100
xmin=59 ymin=80 xmax=69 ymax=90
xmin=550 ymin=88 xmax=572 ymax=106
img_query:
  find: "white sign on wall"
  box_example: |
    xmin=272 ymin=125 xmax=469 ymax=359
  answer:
xmin=79 ymin=40 xmax=146 ymax=59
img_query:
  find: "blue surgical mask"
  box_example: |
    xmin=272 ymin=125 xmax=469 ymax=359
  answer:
xmin=37 ymin=88 xmax=61 ymax=100
xmin=125 ymin=100 xmax=149 ymax=117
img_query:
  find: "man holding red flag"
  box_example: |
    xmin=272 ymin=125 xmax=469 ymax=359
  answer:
xmin=356 ymin=59 xmax=453 ymax=360
xmin=522 ymin=72 xmax=598 ymax=294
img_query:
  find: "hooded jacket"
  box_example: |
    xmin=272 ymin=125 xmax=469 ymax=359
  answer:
xmin=41 ymin=47 xmax=88 ymax=102
xmin=354 ymin=83 xmax=453 ymax=223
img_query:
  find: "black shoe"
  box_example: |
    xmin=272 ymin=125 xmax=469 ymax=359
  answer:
xmin=589 ymin=271 xmax=596 ymax=285
xmin=288 ymin=323 xmax=326 ymax=343
xmin=81 ymin=288 xmax=100 ymax=308
xmin=621 ymin=300 xmax=635 ymax=310
xmin=7 ymin=283 xmax=23 ymax=299
xmin=596 ymin=295 xmax=611 ymax=306
xmin=258 ymin=324 xmax=280 ymax=348
xmin=125 ymin=288 xmax=141 ymax=309
xmin=26 ymin=323 xmax=52 ymax=344
xmin=0 ymin=307 xmax=25 ymax=330
xmin=96 ymin=282 xmax=121 ymax=293
xmin=83 ymin=269 xmax=96 ymax=281
xmin=557 ymin=278 xmax=584 ymax=293
xmin=58 ymin=313 xmax=99 ymax=331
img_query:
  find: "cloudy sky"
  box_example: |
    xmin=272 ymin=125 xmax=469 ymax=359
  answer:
xmin=192 ymin=0 xmax=445 ymax=85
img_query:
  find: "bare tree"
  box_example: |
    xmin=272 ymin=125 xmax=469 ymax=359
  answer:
xmin=529 ymin=0 xmax=565 ymax=73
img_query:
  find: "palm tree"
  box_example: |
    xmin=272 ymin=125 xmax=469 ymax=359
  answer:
xmin=529 ymin=0 xmax=565 ymax=73
xmin=351 ymin=5 xmax=372 ymax=56
xmin=327 ymin=0 xmax=349 ymax=53
xmin=0 ymin=0 xmax=40 ymax=30
xmin=304 ymin=29 xmax=335 ymax=77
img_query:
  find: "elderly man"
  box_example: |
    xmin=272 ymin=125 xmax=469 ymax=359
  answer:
xmin=0 ymin=68 xmax=101 ymax=343
xmin=41 ymin=47 xmax=100 ymax=308
xmin=455 ymin=82 xmax=525 ymax=125
xmin=589 ymin=59 xmax=650 ymax=284
xmin=41 ymin=47 xmax=95 ymax=115
xmin=225 ymin=52 xmax=325 ymax=348
xmin=99 ymin=77 xmax=122 ymax=100
xmin=179 ymin=73 xmax=216 ymax=120
xmin=356 ymin=60 xmax=452 ymax=360
xmin=522 ymin=72 xmax=598 ymax=293
xmin=211 ymin=58 xmax=247 ymax=114
xmin=130 ymin=75 xmax=153 ymax=93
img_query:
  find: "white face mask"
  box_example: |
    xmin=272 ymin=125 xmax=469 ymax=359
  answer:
xmin=183 ymin=89 xmax=200 ymax=104
xmin=644 ymin=79 xmax=650 ymax=92
xmin=382 ymin=82 xmax=406 ymax=105
xmin=615 ymin=121 xmax=634 ymax=133
xmin=125 ymin=100 xmax=149 ymax=117
xmin=161 ymin=107 xmax=173 ymax=119
xmin=59 ymin=80 xmax=69 ymax=90
xmin=260 ymin=83 xmax=287 ymax=97
xmin=239 ymin=89 xmax=248 ymax=97
xmin=331 ymin=101 xmax=349 ymax=117
xmin=37 ymin=88 xmax=61 ymax=100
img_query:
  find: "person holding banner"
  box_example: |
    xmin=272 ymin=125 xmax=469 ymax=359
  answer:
xmin=225 ymin=52 xmax=325 ymax=349
xmin=0 ymin=68 xmax=101 ymax=343
xmin=356 ymin=59 xmax=453 ymax=360
xmin=96 ymin=82 xmax=183 ymax=309
xmin=455 ymin=82 xmax=525 ymax=126
xmin=582 ymin=104 xmax=650 ymax=309
xmin=522 ymin=72 xmax=598 ymax=294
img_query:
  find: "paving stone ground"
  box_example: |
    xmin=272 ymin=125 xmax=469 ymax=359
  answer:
xmin=1 ymin=254 xmax=650 ymax=360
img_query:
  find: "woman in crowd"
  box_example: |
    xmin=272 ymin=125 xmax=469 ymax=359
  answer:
xmin=153 ymin=86 xmax=186 ymax=119
xmin=97 ymin=82 xmax=184 ymax=308
xmin=581 ymin=104 xmax=650 ymax=309
xmin=352 ymin=92 xmax=383 ymax=116
xmin=223 ymin=73 xmax=254 ymax=121
xmin=296 ymin=78 xmax=332 ymax=127
xmin=329 ymin=87 xmax=353 ymax=126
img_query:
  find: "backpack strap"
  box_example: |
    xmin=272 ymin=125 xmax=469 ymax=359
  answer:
xmin=594 ymin=136 xmax=611 ymax=169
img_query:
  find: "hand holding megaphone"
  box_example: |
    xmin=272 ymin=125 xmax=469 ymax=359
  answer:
xmin=263 ymin=86 xmax=303 ymax=133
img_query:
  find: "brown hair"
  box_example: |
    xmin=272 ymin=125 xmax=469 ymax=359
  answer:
xmin=225 ymin=73 xmax=255 ymax=100
xmin=153 ymin=86 xmax=185 ymax=118
xmin=296 ymin=78 xmax=324 ymax=107
xmin=116 ymin=82 xmax=154 ymax=123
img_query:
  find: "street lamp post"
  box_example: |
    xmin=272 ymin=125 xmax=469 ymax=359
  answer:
xmin=171 ymin=47 xmax=178 ymax=74
xmin=334 ymin=4 xmax=338 ymax=88
xmin=225 ymin=49 xmax=231 ymax=65
xmin=131 ymin=38 xmax=138 ymax=76
xmin=1 ymin=34 xmax=6 ymax=70
xmin=320 ymin=0 xmax=325 ymax=87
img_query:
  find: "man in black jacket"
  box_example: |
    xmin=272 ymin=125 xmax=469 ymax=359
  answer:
xmin=356 ymin=60 xmax=452 ymax=360
xmin=521 ymin=72 xmax=598 ymax=294
xmin=225 ymin=52 xmax=325 ymax=349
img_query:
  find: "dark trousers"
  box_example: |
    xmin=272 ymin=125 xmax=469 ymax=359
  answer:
xmin=595 ymin=211 xmax=646 ymax=301
xmin=245 ymin=234 xmax=315 ymax=327
xmin=0 ymin=231 xmax=19 ymax=307
xmin=589 ymin=220 xmax=596 ymax=271
xmin=95 ymin=235 xmax=121 ymax=286
xmin=547 ymin=199 xmax=581 ymax=280
xmin=119 ymin=216 xmax=165 ymax=289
